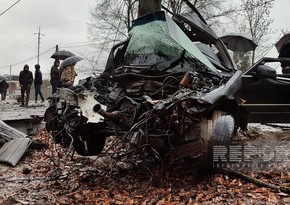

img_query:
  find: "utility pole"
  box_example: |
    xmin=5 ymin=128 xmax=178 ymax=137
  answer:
xmin=34 ymin=26 xmax=45 ymax=64
xmin=9 ymin=65 xmax=12 ymax=94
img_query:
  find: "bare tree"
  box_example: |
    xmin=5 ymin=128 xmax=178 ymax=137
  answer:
xmin=87 ymin=0 xmax=238 ymax=73
xmin=138 ymin=0 xmax=161 ymax=17
xmin=88 ymin=0 xmax=237 ymax=45
xmin=162 ymin=0 xmax=237 ymax=29
xmin=87 ymin=0 xmax=139 ymax=74
xmin=194 ymin=0 xmax=236 ymax=27
xmin=163 ymin=0 xmax=184 ymax=14
xmin=88 ymin=0 xmax=238 ymax=39
xmin=241 ymin=0 xmax=274 ymax=64
xmin=233 ymin=52 xmax=251 ymax=72
xmin=88 ymin=0 xmax=137 ymax=44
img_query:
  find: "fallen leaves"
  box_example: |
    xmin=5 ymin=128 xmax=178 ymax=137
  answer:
xmin=0 ymin=127 xmax=290 ymax=204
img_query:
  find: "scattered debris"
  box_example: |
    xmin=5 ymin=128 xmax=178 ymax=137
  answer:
xmin=0 ymin=99 xmax=48 ymax=166
xmin=0 ymin=100 xmax=48 ymax=135
xmin=0 ymin=126 xmax=289 ymax=204
xmin=0 ymin=120 xmax=32 ymax=166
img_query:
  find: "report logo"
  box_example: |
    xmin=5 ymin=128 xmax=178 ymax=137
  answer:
xmin=213 ymin=144 xmax=290 ymax=170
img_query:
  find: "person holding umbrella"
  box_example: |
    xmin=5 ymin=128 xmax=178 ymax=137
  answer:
xmin=50 ymin=59 xmax=60 ymax=94
xmin=60 ymin=63 xmax=78 ymax=87
xmin=19 ymin=64 xmax=33 ymax=107
xmin=60 ymin=56 xmax=82 ymax=87
xmin=50 ymin=50 xmax=75 ymax=93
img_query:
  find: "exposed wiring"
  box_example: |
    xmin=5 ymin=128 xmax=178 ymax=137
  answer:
xmin=0 ymin=38 xmax=35 ymax=59
xmin=0 ymin=32 xmax=34 ymax=56
xmin=60 ymin=43 xmax=96 ymax=49
xmin=0 ymin=47 xmax=54 ymax=69
xmin=0 ymin=0 xmax=21 ymax=17
xmin=42 ymin=20 xmax=87 ymax=28
xmin=0 ymin=21 xmax=88 ymax=60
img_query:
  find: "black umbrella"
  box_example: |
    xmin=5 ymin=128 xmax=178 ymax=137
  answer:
xmin=60 ymin=56 xmax=83 ymax=68
xmin=0 ymin=75 xmax=8 ymax=82
xmin=220 ymin=33 xmax=257 ymax=52
xmin=275 ymin=33 xmax=290 ymax=53
xmin=51 ymin=50 xmax=75 ymax=60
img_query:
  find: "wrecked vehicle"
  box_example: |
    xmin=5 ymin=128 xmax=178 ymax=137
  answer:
xmin=239 ymin=57 xmax=290 ymax=129
xmin=44 ymin=7 xmax=243 ymax=165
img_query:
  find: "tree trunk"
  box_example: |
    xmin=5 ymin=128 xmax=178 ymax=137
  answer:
xmin=138 ymin=0 xmax=162 ymax=17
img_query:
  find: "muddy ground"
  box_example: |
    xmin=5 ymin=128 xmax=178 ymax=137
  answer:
xmin=0 ymin=124 xmax=290 ymax=205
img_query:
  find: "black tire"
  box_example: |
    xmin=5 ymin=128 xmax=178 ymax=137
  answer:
xmin=198 ymin=115 xmax=235 ymax=173
xmin=212 ymin=115 xmax=235 ymax=143
xmin=44 ymin=106 xmax=55 ymax=132
xmin=73 ymin=123 xmax=106 ymax=156
xmin=44 ymin=106 xmax=67 ymax=144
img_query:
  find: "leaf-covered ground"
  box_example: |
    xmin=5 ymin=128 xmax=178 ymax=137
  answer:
xmin=0 ymin=125 xmax=289 ymax=205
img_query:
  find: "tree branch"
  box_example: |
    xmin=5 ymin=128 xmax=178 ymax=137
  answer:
xmin=221 ymin=168 xmax=290 ymax=194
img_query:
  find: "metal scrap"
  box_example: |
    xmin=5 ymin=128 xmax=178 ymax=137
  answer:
xmin=0 ymin=120 xmax=32 ymax=166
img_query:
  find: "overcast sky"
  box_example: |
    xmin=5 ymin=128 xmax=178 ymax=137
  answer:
xmin=0 ymin=0 xmax=289 ymax=79
xmin=266 ymin=0 xmax=290 ymax=56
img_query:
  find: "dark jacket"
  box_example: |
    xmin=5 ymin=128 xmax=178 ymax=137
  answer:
xmin=19 ymin=69 xmax=33 ymax=86
xmin=0 ymin=80 xmax=9 ymax=91
xmin=50 ymin=65 xmax=60 ymax=84
xmin=279 ymin=43 xmax=290 ymax=68
xmin=34 ymin=69 xmax=43 ymax=85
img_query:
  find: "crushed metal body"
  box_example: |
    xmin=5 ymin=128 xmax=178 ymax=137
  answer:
xmin=44 ymin=7 xmax=243 ymax=166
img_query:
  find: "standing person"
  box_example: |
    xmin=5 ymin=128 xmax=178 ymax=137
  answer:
xmin=278 ymin=43 xmax=290 ymax=74
xmin=34 ymin=64 xmax=45 ymax=103
xmin=0 ymin=80 xmax=9 ymax=100
xmin=60 ymin=63 xmax=78 ymax=87
xmin=19 ymin=64 xmax=33 ymax=107
xmin=50 ymin=59 xmax=60 ymax=94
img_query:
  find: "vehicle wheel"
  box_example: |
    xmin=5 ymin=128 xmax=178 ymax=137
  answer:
xmin=198 ymin=115 xmax=235 ymax=173
xmin=44 ymin=106 xmax=55 ymax=132
xmin=73 ymin=123 xmax=106 ymax=156
xmin=44 ymin=106 xmax=66 ymax=144
xmin=212 ymin=115 xmax=235 ymax=143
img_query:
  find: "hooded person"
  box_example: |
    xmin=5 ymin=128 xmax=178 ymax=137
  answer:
xmin=60 ymin=63 xmax=77 ymax=87
xmin=19 ymin=64 xmax=33 ymax=107
xmin=50 ymin=59 xmax=60 ymax=94
xmin=0 ymin=79 xmax=9 ymax=100
xmin=34 ymin=64 xmax=45 ymax=103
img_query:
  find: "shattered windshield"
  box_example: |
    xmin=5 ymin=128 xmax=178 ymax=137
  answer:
xmin=124 ymin=12 xmax=220 ymax=76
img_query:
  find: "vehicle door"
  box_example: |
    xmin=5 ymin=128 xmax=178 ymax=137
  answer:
xmin=240 ymin=57 xmax=290 ymax=124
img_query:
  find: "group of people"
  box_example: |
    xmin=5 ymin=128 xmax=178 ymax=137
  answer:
xmin=50 ymin=59 xmax=78 ymax=93
xmin=19 ymin=64 xmax=45 ymax=107
xmin=18 ymin=59 xmax=78 ymax=107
